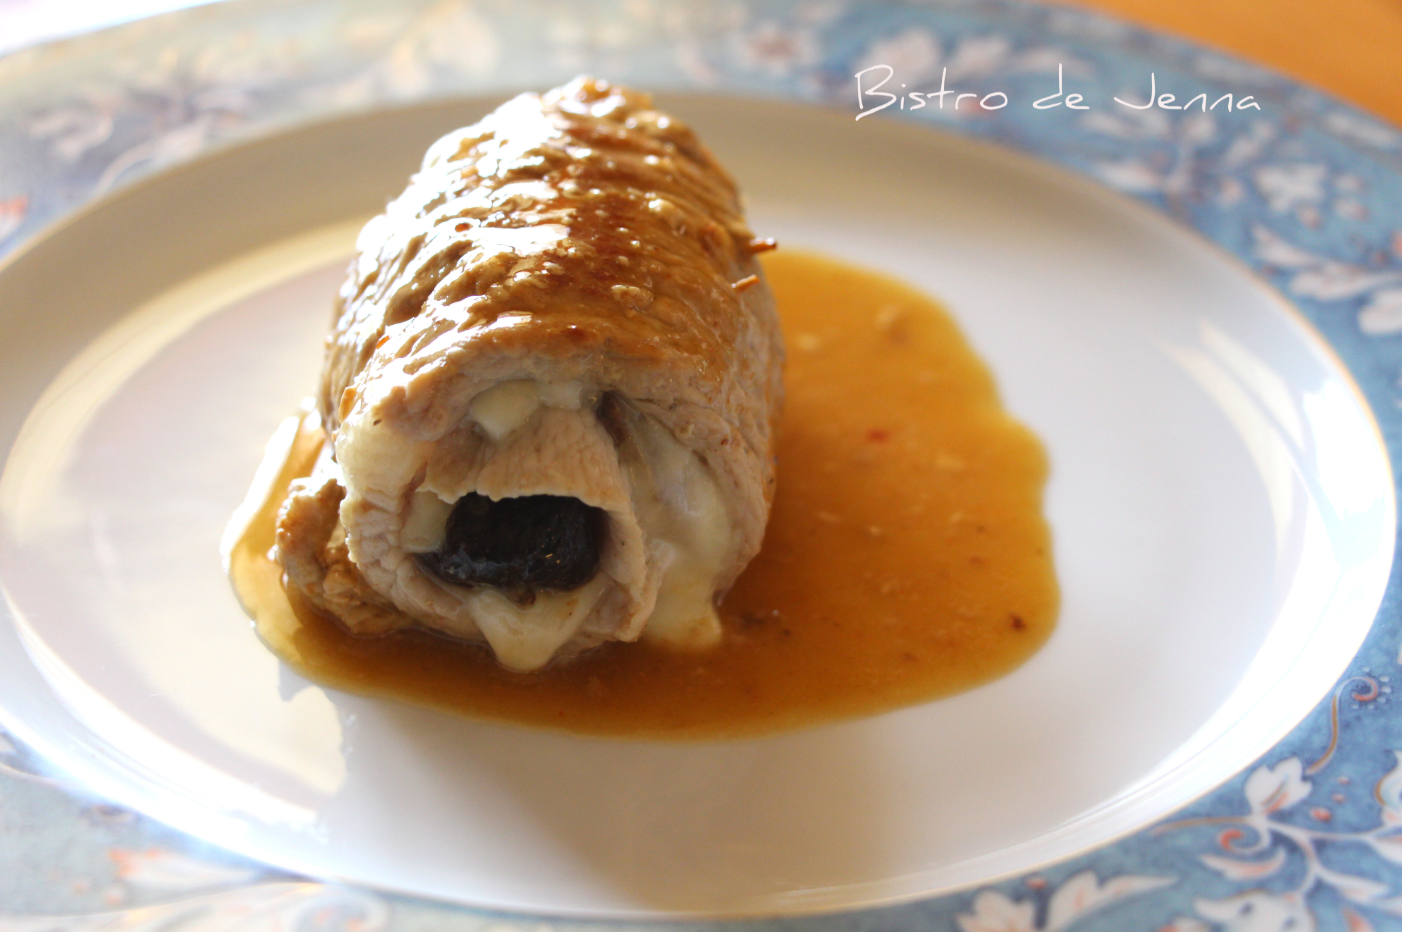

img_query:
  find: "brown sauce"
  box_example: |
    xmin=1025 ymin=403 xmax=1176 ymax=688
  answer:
xmin=228 ymin=250 xmax=1058 ymax=738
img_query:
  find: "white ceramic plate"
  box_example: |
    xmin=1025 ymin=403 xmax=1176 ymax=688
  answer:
xmin=0 ymin=95 xmax=1392 ymax=918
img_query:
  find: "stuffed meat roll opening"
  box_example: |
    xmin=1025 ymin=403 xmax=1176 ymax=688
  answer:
xmin=320 ymin=376 xmax=732 ymax=671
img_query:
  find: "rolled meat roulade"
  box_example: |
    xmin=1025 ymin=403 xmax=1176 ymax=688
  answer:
xmin=273 ymin=77 xmax=783 ymax=672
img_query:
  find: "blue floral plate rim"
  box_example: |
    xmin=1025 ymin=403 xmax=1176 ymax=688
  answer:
xmin=2 ymin=1 xmax=1402 ymax=930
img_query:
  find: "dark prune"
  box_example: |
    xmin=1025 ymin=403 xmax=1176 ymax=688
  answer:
xmin=418 ymin=493 xmax=603 ymax=594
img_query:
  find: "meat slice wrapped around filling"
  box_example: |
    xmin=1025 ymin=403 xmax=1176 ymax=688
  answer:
xmin=272 ymin=77 xmax=783 ymax=672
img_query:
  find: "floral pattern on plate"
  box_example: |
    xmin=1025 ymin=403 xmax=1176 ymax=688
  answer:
xmin=2 ymin=1 xmax=1402 ymax=929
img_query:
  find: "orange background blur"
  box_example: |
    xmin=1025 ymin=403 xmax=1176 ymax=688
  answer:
xmin=1053 ymin=0 xmax=1402 ymax=127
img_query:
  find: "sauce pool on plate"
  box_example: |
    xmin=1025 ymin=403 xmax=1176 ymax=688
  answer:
xmin=227 ymin=250 xmax=1058 ymax=738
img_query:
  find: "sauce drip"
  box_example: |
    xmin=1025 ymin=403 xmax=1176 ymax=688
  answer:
xmin=228 ymin=251 xmax=1058 ymax=738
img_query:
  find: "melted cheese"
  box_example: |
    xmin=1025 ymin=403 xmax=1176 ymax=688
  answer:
xmin=467 ymin=379 xmax=586 ymax=442
xmin=626 ymin=413 xmax=731 ymax=651
xmin=400 ymin=490 xmax=453 ymax=553
xmin=468 ymin=380 xmax=541 ymax=441
xmin=467 ymin=574 xmax=610 ymax=672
